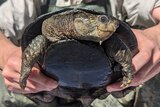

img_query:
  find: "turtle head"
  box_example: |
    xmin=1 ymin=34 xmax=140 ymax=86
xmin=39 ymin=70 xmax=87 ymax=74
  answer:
xmin=96 ymin=15 xmax=119 ymax=41
xmin=74 ymin=14 xmax=119 ymax=43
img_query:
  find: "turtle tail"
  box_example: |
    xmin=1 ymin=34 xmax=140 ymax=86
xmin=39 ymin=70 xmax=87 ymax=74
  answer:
xmin=20 ymin=35 xmax=46 ymax=89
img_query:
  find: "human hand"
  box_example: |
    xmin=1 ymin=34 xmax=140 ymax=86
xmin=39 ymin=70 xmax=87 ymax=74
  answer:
xmin=2 ymin=47 xmax=58 ymax=94
xmin=107 ymin=25 xmax=160 ymax=92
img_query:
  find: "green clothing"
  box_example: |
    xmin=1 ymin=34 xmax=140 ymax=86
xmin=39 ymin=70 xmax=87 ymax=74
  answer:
xmin=0 ymin=0 xmax=5 ymax=5
xmin=0 ymin=71 xmax=37 ymax=107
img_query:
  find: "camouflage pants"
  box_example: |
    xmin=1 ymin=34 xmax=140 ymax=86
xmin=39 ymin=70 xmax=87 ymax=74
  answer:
xmin=0 ymin=70 xmax=160 ymax=107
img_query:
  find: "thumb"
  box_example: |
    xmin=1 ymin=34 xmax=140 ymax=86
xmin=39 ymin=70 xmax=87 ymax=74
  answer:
xmin=106 ymin=82 xmax=124 ymax=92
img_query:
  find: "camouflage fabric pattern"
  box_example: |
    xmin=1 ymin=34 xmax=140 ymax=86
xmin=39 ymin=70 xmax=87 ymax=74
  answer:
xmin=0 ymin=71 xmax=37 ymax=107
xmin=134 ymin=74 xmax=160 ymax=107
xmin=2 ymin=68 xmax=160 ymax=107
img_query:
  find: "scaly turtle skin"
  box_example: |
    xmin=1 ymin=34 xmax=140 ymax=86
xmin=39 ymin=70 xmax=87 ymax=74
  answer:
xmin=20 ymin=8 xmax=137 ymax=106
xmin=20 ymin=8 xmax=119 ymax=88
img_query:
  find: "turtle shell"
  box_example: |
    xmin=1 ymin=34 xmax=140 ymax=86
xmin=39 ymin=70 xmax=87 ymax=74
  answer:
xmin=21 ymin=8 xmax=137 ymax=98
xmin=44 ymin=40 xmax=112 ymax=88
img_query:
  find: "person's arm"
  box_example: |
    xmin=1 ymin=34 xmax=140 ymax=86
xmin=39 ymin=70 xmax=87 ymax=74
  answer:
xmin=0 ymin=31 xmax=58 ymax=94
xmin=107 ymin=7 xmax=160 ymax=92
xmin=0 ymin=0 xmax=58 ymax=94
xmin=0 ymin=31 xmax=18 ymax=69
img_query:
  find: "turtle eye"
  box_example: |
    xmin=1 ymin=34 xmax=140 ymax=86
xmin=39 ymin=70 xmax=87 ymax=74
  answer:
xmin=98 ymin=15 xmax=109 ymax=23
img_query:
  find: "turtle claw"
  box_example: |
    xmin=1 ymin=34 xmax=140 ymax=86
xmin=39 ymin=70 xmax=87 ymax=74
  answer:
xmin=19 ymin=78 xmax=27 ymax=89
xmin=120 ymin=83 xmax=129 ymax=88
xmin=120 ymin=77 xmax=132 ymax=88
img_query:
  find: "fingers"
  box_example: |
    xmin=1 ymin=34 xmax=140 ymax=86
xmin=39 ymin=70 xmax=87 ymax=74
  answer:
xmin=132 ymin=49 xmax=160 ymax=86
xmin=2 ymin=59 xmax=58 ymax=93
xmin=133 ymin=62 xmax=160 ymax=86
xmin=4 ymin=77 xmax=37 ymax=94
xmin=107 ymin=28 xmax=160 ymax=92
xmin=28 ymin=67 xmax=58 ymax=89
xmin=107 ymin=35 xmax=156 ymax=92
xmin=107 ymin=49 xmax=153 ymax=92
xmin=1 ymin=47 xmax=58 ymax=94
xmin=107 ymin=61 xmax=153 ymax=92
xmin=132 ymin=48 xmax=152 ymax=73
xmin=142 ymin=62 xmax=160 ymax=82
xmin=107 ymin=62 xmax=160 ymax=92
xmin=132 ymin=29 xmax=155 ymax=73
xmin=3 ymin=70 xmax=57 ymax=93
xmin=106 ymin=82 xmax=123 ymax=92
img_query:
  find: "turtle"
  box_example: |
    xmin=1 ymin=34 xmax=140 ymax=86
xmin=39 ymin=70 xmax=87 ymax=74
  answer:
xmin=20 ymin=8 xmax=137 ymax=106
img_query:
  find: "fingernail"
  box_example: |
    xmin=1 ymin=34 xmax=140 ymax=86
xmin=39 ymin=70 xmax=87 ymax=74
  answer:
xmin=106 ymin=86 xmax=113 ymax=92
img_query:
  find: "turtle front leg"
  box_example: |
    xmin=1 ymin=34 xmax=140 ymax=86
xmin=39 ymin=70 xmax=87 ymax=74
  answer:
xmin=103 ymin=34 xmax=134 ymax=88
xmin=20 ymin=35 xmax=46 ymax=89
xmin=114 ymin=49 xmax=134 ymax=88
